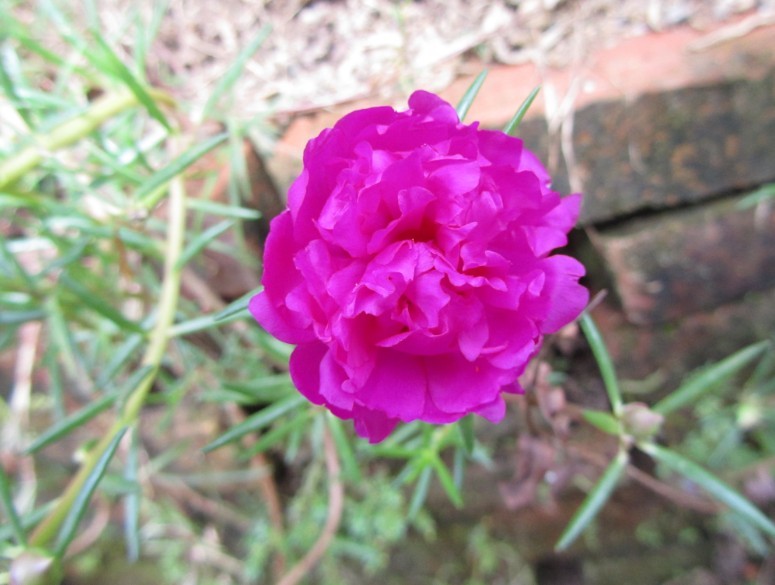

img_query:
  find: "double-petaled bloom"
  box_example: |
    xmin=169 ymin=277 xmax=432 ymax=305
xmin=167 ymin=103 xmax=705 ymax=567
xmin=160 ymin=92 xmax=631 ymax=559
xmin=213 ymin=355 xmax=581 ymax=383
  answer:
xmin=251 ymin=91 xmax=588 ymax=442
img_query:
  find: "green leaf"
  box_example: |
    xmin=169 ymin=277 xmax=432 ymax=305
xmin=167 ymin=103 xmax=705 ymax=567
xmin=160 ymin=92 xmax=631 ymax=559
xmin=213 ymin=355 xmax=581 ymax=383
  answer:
xmin=653 ymin=340 xmax=770 ymax=415
xmin=238 ymin=409 xmax=314 ymax=460
xmin=133 ymin=0 xmax=168 ymax=74
xmin=747 ymin=345 xmax=775 ymax=388
xmin=326 ymin=413 xmax=362 ymax=482
xmin=123 ymin=427 xmax=140 ymax=561
xmin=46 ymin=295 xmax=82 ymax=381
xmin=452 ymin=445 xmax=465 ymax=488
xmin=167 ymin=309 xmax=249 ymax=338
xmin=134 ymin=133 xmax=228 ymax=209
xmin=186 ymin=198 xmax=262 ymax=220
xmin=431 ymin=456 xmax=463 ymax=508
xmin=737 ymin=183 xmax=775 ymax=209
xmin=408 ymin=465 xmax=433 ymax=520
xmin=59 ymin=272 xmax=145 ymax=333
xmin=89 ymin=32 xmax=171 ymax=131
xmin=54 ymin=427 xmax=128 ymax=557
xmin=203 ymin=393 xmax=306 ymax=452
xmin=96 ymin=334 xmax=145 ymax=387
xmin=26 ymin=366 xmax=153 ymax=454
xmin=641 ymin=443 xmax=775 ymax=538
xmin=503 ymin=86 xmax=540 ymax=135
xmin=721 ymin=510 xmax=770 ymax=556
xmin=219 ymin=374 xmax=294 ymax=404
xmin=455 ymin=70 xmax=488 ymax=121
xmin=582 ymin=409 xmax=622 ymax=436
xmin=458 ymin=415 xmax=475 ymax=454
xmin=0 ymin=235 xmax=35 ymax=290
xmin=0 ymin=41 xmax=34 ymax=128
xmin=5 ymin=17 xmax=91 ymax=79
xmin=0 ymin=308 xmax=46 ymax=325
xmin=580 ymin=313 xmax=623 ymax=416
xmin=555 ymin=449 xmax=628 ymax=551
xmin=25 ymin=394 xmax=116 ymax=455
xmin=0 ymin=465 xmax=27 ymax=545
xmin=0 ymin=504 xmax=53 ymax=543
xmin=379 ymin=420 xmax=423 ymax=449
xmin=176 ymin=220 xmax=234 ymax=269
xmin=201 ymin=25 xmax=272 ymax=120
xmin=259 ymin=335 xmax=294 ymax=364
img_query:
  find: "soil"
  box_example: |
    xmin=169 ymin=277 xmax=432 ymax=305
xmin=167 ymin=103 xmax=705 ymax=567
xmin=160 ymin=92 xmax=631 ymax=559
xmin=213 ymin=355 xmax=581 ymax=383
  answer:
xmin=149 ymin=0 xmax=774 ymax=118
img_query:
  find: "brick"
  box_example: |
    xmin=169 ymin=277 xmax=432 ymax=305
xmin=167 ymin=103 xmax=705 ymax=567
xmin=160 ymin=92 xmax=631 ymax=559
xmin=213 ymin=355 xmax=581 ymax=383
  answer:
xmin=591 ymin=286 xmax=775 ymax=387
xmin=591 ymin=194 xmax=775 ymax=324
xmin=573 ymin=73 xmax=775 ymax=224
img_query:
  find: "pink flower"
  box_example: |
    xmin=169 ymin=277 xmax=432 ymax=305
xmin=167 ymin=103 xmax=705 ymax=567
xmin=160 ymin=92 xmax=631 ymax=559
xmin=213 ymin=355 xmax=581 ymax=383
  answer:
xmin=250 ymin=91 xmax=587 ymax=442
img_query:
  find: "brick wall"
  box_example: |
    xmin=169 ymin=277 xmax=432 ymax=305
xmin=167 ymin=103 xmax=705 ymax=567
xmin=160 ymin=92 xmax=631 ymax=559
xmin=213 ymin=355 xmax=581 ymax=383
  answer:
xmin=462 ymin=21 xmax=775 ymax=383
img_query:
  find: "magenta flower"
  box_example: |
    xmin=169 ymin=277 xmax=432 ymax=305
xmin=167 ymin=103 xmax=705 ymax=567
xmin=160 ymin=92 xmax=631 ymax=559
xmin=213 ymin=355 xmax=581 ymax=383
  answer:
xmin=250 ymin=91 xmax=587 ymax=442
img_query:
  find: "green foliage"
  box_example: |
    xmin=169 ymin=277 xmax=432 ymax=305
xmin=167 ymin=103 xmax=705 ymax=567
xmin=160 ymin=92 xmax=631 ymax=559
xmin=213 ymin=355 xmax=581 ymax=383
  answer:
xmin=562 ymin=314 xmax=775 ymax=553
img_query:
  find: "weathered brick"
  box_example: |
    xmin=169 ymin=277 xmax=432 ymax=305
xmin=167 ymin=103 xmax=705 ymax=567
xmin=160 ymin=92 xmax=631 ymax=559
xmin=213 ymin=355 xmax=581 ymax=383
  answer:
xmin=573 ymin=73 xmax=775 ymax=224
xmin=591 ymin=286 xmax=775 ymax=388
xmin=590 ymin=194 xmax=775 ymax=324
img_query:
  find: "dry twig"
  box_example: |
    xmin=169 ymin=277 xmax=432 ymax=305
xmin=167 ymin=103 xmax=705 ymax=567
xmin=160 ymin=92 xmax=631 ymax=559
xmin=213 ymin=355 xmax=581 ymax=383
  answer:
xmin=276 ymin=425 xmax=343 ymax=585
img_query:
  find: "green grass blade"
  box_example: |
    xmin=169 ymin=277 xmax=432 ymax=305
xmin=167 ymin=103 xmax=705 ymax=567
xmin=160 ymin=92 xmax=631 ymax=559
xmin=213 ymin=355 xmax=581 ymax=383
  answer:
xmin=26 ymin=366 xmax=153 ymax=454
xmin=555 ymin=449 xmax=628 ymax=551
xmin=5 ymin=19 xmax=91 ymax=79
xmin=167 ymin=309 xmax=248 ymax=338
xmin=215 ymin=290 xmax=256 ymax=321
xmin=89 ymin=32 xmax=171 ymax=131
xmin=59 ymin=272 xmax=145 ymax=333
xmin=408 ymin=464 xmax=433 ymax=520
xmin=0 ymin=465 xmax=27 ymax=545
xmin=453 ymin=445 xmax=465 ymax=488
xmin=201 ymin=25 xmax=271 ymax=120
xmin=580 ymin=313 xmax=623 ymax=416
xmin=217 ymin=375 xmax=294 ymax=404
xmin=653 ymin=340 xmax=771 ymax=415
xmin=96 ymin=333 xmax=145 ymax=387
xmin=203 ymin=393 xmax=306 ymax=452
xmin=0 ymin=41 xmax=34 ymax=128
xmin=0 ymin=504 xmax=53 ymax=543
xmin=455 ymin=70 xmax=488 ymax=121
xmin=44 ymin=344 xmax=66 ymax=419
xmin=123 ymin=426 xmax=140 ymax=561
xmin=38 ymin=0 xmax=88 ymax=53
xmin=0 ymin=309 xmax=46 ymax=325
xmin=503 ymin=86 xmax=540 ymax=135
xmin=187 ymin=198 xmax=262 ymax=220
xmin=54 ymin=427 xmax=128 ymax=557
xmin=458 ymin=415 xmax=474 ymax=454
xmin=0 ymin=236 xmax=36 ymax=290
xmin=176 ymin=220 xmax=234 ymax=270
xmin=0 ymin=91 xmax=141 ymax=189
xmin=238 ymin=410 xmax=313 ymax=461
xmin=431 ymin=455 xmax=463 ymax=508
xmin=46 ymin=295 xmax=82 ymax=381
xmin=327 ymin=413 xmax=362 ymax=482
xmin=642 ymin=443 xmax=775 ymax=538
xmin=25 ymin=394 xmax=116 ymax=454
xmin=737 ymin=183 xmax=775 ymax=209
xmin=134 ymin=133 xmax=228 ymax=209
xmin=133 ymin=0 xmax=169 ymax=74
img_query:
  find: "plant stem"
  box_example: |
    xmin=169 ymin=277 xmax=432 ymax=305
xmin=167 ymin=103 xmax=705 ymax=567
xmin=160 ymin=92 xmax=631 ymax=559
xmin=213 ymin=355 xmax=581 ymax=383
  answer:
xmin=0 ymin=88 xmax=174 ymax=190
xmin=28 ymin=160 xmax=187 ymax=550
